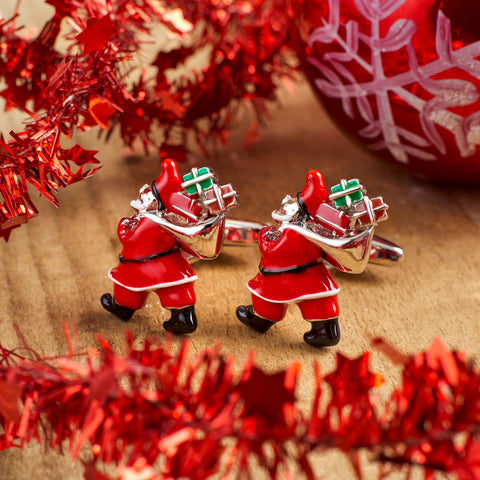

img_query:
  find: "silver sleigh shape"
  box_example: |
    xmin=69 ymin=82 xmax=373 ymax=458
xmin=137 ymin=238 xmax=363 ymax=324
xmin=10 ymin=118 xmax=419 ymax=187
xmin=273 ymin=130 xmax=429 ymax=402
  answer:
xmin=225 ymin=218 xmax=403 ymax=273
xmin=142 ymin=211 xmax=226 ymax=260
xmin=141 ymin=212 xmax=403 ymax=272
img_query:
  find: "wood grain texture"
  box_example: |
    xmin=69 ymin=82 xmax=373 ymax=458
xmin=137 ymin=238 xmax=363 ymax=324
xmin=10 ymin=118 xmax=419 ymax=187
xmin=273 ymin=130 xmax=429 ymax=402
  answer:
xmin=1 ymin=6 xmax=479 ymax=476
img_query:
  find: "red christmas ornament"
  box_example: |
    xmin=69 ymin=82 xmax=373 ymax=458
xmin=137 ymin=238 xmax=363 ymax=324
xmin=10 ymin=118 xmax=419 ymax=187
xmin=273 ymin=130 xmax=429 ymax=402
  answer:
xmin=292 ymin=0 xmax=480 ymax=183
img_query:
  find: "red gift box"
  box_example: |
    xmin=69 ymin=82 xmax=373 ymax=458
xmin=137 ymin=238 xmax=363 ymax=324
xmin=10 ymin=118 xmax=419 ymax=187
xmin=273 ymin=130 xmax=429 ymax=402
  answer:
xmin=314 ymin=202 xmax=350 ymax=235
xmin=203 ymin=184 xmax=238 ymax=213
xmin=169 ymin=191 xmax=204 ymax=221
xmin=351 ymin=196 xmax=388 ymax=228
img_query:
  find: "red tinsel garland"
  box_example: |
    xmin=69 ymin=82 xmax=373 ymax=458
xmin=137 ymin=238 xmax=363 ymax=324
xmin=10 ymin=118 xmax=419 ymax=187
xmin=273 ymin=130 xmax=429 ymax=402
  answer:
xmin=1 ymin=326 xmax=480 ymax=480
xmin=0 ymin=0 xmax=296 ymax=240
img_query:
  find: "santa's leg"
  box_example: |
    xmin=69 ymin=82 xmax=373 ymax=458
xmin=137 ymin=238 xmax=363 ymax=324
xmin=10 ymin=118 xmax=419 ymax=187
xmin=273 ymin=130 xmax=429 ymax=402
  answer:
xmin=236 ymin=295 xmax=285 ymax=332
xmin=158 ymin=283 xmax=197 ymax=335
xmin=299 ymin=296 xmax=341 ymax=347
xmin=100 ymin=284 xmax=147 ymax=321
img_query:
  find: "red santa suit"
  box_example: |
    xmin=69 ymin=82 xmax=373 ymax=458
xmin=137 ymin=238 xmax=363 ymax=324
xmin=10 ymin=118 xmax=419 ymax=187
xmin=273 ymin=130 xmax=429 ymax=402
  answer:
xmin=106 ymin=158 xmax=202 ymax=312
xmin=247 ymin=169 xmax=341 ymax=323
xmin=108 ymin=215 xmax=197 ymax=310
xmin=247 ymin=226 xmax=340 ymax=322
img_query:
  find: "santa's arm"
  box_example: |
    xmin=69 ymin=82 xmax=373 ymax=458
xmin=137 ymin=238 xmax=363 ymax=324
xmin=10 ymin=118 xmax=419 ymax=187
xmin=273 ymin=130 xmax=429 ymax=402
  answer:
xmin=117 ymin=216 xmax=142 ymax=241
xmin=279 ymin=223 xmax=375 ymax=274
xmin=141 ymin=212 xmax=226 ymax=260
xmin=223 ymin=218 xmax=402 ymax=269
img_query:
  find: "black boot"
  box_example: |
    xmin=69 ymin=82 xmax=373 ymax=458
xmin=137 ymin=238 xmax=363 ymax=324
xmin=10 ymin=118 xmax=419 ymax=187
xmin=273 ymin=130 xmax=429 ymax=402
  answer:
xmin=163 ymin=306 xmax=197 ymax=334
xmin=303 ymin=318 xmax=340 ymax=347
xmin=236 ymin=305 xmax=275 ymax=333
xmin=100 ymin=293 xmax=135 ymax=321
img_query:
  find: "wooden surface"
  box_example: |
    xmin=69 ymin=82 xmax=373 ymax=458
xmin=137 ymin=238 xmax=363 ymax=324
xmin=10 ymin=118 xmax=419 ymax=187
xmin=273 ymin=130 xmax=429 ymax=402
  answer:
xmin=2 ymin=82 xmax=480 ymax=479
xmin=1 ymin=5 xmax=480 ymax=478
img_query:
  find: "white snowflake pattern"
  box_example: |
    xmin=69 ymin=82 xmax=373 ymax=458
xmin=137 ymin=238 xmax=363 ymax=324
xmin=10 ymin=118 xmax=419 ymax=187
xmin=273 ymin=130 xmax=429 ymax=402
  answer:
xmin=308 ymin=0 xmax=480 ymax=163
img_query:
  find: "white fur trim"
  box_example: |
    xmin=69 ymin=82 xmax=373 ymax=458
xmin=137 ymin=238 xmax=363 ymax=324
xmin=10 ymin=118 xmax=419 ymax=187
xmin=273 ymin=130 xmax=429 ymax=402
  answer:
xmin=246 ymin=283 xmax=340 ymax=303
xmin=108 ymin=270 xmax=197 ymax=292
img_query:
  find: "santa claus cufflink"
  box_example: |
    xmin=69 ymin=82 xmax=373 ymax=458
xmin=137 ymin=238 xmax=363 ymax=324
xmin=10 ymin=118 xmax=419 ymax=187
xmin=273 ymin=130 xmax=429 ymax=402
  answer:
xmin=235 ymin=170 xmax=403 ymax=348
xmin=101 ymin=160 xmax=402 ymax=344
xmin=100 ymin=158 xmax=238 ymax=335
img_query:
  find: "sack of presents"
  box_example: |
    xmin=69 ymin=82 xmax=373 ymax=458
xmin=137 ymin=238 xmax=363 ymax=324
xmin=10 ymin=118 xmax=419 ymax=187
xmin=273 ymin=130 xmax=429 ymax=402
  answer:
xmin=314 ymin=178 xmax=388 ymax=236
xmin=170 ymin=167 xmax=238 ymax=221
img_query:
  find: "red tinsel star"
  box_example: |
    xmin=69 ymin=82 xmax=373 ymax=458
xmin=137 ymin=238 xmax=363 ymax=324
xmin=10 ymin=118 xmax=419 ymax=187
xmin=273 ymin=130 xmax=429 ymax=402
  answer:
xmin=237 ymin=365 xmax=296 ymax=426
xmin=324 ymin=352 xmax=383 ymax=409
xmin=76 ymin=15 xmax=118 ymax=55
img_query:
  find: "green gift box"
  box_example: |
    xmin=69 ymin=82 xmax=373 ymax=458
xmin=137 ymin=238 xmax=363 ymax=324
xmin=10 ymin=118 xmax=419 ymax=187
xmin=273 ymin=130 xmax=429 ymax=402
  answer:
xmin=330 ymin=179 xmax=364 ymax=208
xmin=182 ymin=167 xmax=214 ymax=195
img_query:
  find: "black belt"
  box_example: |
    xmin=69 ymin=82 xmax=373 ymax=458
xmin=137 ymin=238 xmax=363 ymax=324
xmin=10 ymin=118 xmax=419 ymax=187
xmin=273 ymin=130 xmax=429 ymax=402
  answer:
xmin=119 ymin=245 xmax=180 ymax=264
xmin=259 ymin=259 xmax=322 ymax=276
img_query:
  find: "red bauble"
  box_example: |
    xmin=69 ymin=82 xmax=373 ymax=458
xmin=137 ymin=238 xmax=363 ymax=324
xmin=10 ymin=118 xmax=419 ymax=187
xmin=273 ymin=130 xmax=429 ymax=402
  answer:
xmin=293 ymin=0 xmax=480 ymax=183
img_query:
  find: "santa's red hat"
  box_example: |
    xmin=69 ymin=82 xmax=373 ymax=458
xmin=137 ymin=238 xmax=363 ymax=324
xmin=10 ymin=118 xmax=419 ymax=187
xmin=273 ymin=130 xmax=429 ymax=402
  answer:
xmin=151 ymin=158 xmax=204 ymax=221
xmin=297 ymin=170 xmax=329 ymax=219
xmin=151 ymin=159 xmax=183 ymax=211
